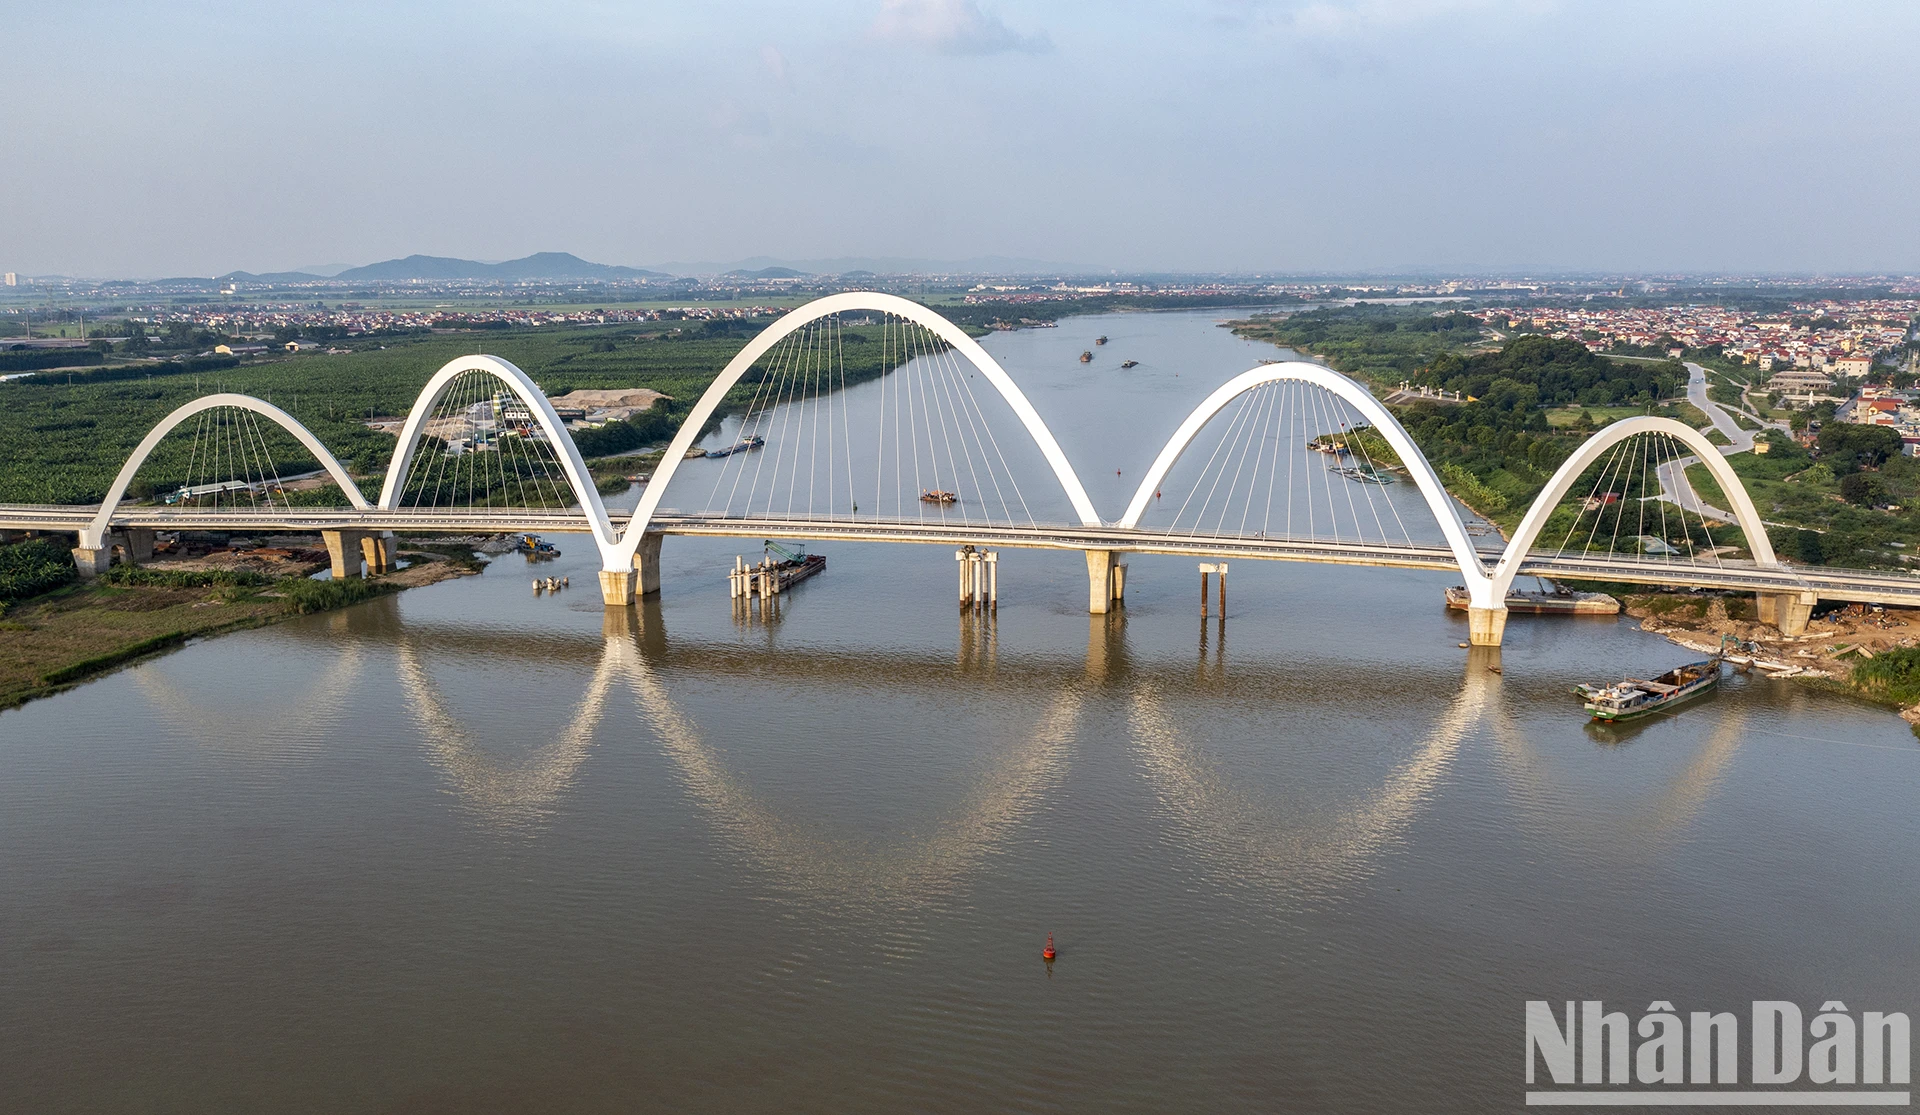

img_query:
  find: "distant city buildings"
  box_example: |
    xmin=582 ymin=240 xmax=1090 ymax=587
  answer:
xmin=1470 ymin=300 xmax=1918 ymax=376
xmin=113 ymin=303 xmax=790 ymax=339
xmin=3 ymin=273 xmax=16 ymax=287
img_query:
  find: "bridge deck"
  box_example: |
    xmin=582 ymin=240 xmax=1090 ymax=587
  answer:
xmin=4 ymin=505 xmax=1918 ymax=605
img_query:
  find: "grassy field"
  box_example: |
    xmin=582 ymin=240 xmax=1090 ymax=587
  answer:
xmin=0 ymin=581 xmax=288 ymax=709
xmin=0 ymin=535 xmax=467 ymax=711
xmin=1543 ymin=401 xmax=1709 ymax=429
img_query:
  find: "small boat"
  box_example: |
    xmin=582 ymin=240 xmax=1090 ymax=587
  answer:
xmin=683 ymin=446 xmax=709 ymax=460
xmin=920 ymin=489 xmax=959 ymax=504
xmin=1095 ymin=336 xmax=1108 ymax=345
xmin=1120 ymin=359 xmax=1138 ymax=368
xmin=1582 ymin=641 xmax=1729 ymax=723
xmin=1335 ymin=464 xmax=1395 ymax=484
xmin=516 ymin=533 xmax=561 ymax=559
xmin=1078 ymin=351 xmax=1093 ymax=363
xmin=705 ymin=434 xmax=765 ymax=459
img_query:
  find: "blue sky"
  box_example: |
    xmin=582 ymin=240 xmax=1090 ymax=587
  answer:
xmin=6 ymin=0 xmax=1917 ymax=276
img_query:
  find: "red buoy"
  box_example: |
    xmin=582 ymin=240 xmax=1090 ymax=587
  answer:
xmin=1042 ymin=932 xmax=1056 ymax=962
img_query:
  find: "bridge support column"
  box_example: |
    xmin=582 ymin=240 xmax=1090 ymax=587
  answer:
xmin=1468 ymin=605 xmax=1508 ymax=647
xmin=632 ymin=532 xmax=663 ymax=597
xmin=1758 ymin=590 xmax=1816 ymax=637
xmin=321 ymin=530 xmax=370 ymax=579
xmin=72 ymin=544 xmax=114 ymax=578
xmin=123 ymin=527 xmax=155 ymax=564
xmin=1086 ymin=550 xmax=1124 ymax=615
xmin=361 ymin=531 xmax=393 ymax=574
xmin=599 ymin=568 xmax=634 ymax=606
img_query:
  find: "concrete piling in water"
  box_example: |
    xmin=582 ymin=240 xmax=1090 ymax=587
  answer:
xmin=956 ymin=548 xmax=1002 ymax=613
xmin=1085 ymin=550 xmax=1123 ymax=614
xmin=1198 ymin=562 xmax=1227 ymax=620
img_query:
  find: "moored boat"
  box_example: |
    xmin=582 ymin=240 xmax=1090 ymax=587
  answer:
xmin=1445 ymin=584 xmax=1620 ymax=615
xmin=920 ymin=489 xmax=959 ymax=504
xmin=1581 ymin=643 xmax=1729 ymax=722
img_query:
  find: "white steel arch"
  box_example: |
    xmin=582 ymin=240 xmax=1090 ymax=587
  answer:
xmin=1119 ymin=362 xmax=1495 ymax=601
xmin=85 ymin=393 xmax=367 ymax=549
xmin=378 ymin=354 xmax=618 ymax=550
xmin=618 ymin=292 xmax=1100 ymax=567
xmin=1492 ymin=415 xmax=1777 ymax=596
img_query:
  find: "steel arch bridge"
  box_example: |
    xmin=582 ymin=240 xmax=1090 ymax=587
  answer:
xmin=3 ymin=292 xmax=1909 ymax=645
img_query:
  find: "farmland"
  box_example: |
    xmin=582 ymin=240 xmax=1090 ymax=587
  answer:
xmin=0 ymin=319 xmax=884 ymax=504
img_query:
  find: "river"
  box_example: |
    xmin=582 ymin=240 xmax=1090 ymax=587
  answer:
xmin=2 ymin=310 xmax=1915 ymax=1112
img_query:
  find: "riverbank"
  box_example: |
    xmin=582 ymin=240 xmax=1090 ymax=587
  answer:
xmin=0 ymin=545 xmax=478 ymax=712
xmin=1616 ymin=591 xmax=1920 ymax=724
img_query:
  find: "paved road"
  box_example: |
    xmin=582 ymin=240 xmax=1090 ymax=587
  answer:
xmin=1649 ymin=361 xmax=1773 ymax=523
xmin=1650 ymin=456 xmax=1737 ymax=524
xmin=1685 ymin=361 xmax=1754 ymax=452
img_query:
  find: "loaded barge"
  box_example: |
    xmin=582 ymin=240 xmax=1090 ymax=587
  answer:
xmin=1581 ymin=644 xmax=1727 ymax=723
xmin=728 ymin=541 xmax=825 ymax=599
xmin=1445 ymin=582 xmax=1619 ymax=616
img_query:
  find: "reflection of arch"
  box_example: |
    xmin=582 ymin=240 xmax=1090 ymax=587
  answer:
xmin=622 ymin=292 xmax=1101 ymax=568
xmin=378 ymin=354 xmax=618 ymax=549
xmin=1493 ymin=415 xmax=1778 ymax=598
xmin=1126 ymin=657 xmax=1485 ymax=900
xmin=130 ymin=638 xmax=367 ymax=758
xmin=1485 ymin=687 xmax=1747 ymax=851
xmin=627 ymin=648 xmax=1081 ymax=910
xmin=381 ymin=618 xmax=1080 ymax=884
xmin=85 ymin=393 xmax=366 ymax=548
xmin=393 ymin=634 xmax=617 ymax=830
xmin=1120 ymin=362 xmax=1493 ymax=601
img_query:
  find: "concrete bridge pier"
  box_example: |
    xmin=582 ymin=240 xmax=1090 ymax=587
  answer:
xmin=321 ymin=529 xmax=373 ymax=579
xmin=362 ymin=531 xmax=393 ymax=574
xmin=1086 ymin=550 xmax=1126 ymax=614
xmin=72 ymin=542 xmax=115 ymax=578
xmin=123 ymin=528 xmax=155 ymax=563
xmin=600 ymin=532 xmax=663 ymax=606
xmin=1757 ymin=590 xmax=1817 ymax=636
xmin=1468 ymin=605 xmax=1508 ymax=647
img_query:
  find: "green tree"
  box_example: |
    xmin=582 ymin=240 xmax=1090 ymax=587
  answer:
xmin=1818 ymin=424 xmax=1901 ymax=474
xmin=1840 ymin=472 xmax=1887 ymax=506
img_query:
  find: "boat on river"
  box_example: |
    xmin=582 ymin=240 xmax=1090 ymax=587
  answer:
xmin=1095 ymin=335 xmax=1108 ymax=345
xmin=920 ymin=489 xmax=959 ymax=504
xmin=705 ymin=434 xmax=764 ymax=459
xmin=1121 ymin=360 xmax=1138 ymax=368
xmin=1446 ymin=583 xmax=1619 ymax=616
xmin=1079 ymin=351 xmax=1093 ymax=363
xmin=1581 ymin=641 xmax=1729 ymax=723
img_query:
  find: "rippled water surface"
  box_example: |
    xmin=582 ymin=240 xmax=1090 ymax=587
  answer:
xmin=3 ymin=311 xmax=1916 ymax=1113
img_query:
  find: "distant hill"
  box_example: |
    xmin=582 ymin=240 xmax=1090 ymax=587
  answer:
xmin=216 ymin=270 xmax=328 ymax=283
xmin=725 ymin=266 xmax=810 ymax=279
xmin=333 ymin=252 xmax=670 ymax=282
xmin=650 ymin=254 xmax=1083 ymax=276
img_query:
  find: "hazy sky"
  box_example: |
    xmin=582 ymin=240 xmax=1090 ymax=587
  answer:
xmin=7 ymin=0 xmax=1917 ymax=277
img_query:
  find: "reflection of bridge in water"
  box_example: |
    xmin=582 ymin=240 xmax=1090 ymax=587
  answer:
xmin=219 ymin=601 xmax=1754 ymax=913
xmin=6 ymin=291 xmax=1914 ymax=645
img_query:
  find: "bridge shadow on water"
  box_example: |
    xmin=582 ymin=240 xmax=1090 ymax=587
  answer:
xmin=267 ymin=598 xmax=1749 ymax=912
